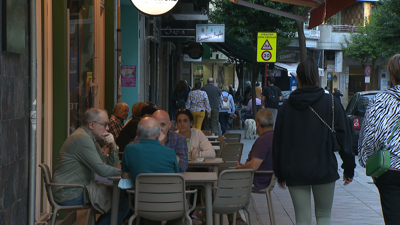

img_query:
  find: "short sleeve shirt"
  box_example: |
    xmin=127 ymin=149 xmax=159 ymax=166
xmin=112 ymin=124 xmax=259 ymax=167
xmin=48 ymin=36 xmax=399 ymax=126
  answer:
xmin=121 ymin=139 xmax=179 ymax=186
xmin=201 ymin=84 xmax=222 ymax=108
xmin=262 ymin=86 xmax=282 ymax=109
xmin=247 ymin=131 xmax=274 ymax=190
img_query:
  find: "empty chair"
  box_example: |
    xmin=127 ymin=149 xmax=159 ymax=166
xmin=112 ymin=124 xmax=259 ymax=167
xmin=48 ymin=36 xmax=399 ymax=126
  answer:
xmin=252 ymin=170 xmax=277 ymax=225
xmin=219 ymin=143 xmax=243 ymax=170
xmin=126 ymin=173 xmax=197 ymax=225
xmin=213 ymin=169 xmax=255 ymax=225
xmin=38 ymin=163 xmax=95 ymax=225
xmin=223 ymin=133 xmax=241 ymax=142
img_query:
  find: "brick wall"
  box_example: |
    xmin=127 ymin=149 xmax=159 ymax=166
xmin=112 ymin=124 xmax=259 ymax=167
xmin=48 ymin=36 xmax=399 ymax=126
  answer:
xmin=0 ymin=0 xmax=30 ymax=224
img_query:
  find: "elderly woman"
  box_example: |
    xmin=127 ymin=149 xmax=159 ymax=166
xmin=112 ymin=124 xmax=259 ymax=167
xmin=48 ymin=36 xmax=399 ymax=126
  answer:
xmin=359 ymin=54 xmax=400 ymax=225
xmin=175 ymin=109 xmax=215 ymax=158
xmin=273 ymin=57 xmax=355 ymax=225
xmin=186 ymin=81 xmax=211 ymax=130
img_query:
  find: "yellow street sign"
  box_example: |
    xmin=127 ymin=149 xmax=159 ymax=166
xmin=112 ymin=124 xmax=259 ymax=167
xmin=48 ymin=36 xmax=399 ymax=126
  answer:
xmin=257 ymin=32 xmax=277 ymax=62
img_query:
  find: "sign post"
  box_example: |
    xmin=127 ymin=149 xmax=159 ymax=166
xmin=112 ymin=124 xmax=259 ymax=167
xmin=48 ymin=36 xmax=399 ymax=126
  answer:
xmin=257 ymin=32 xmax=277 ymax=62
xmin=365 ymin=66 xmax=371 ymax=90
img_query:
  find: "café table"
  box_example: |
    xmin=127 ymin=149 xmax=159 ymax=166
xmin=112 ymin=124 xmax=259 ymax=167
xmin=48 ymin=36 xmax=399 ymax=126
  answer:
xmin=209 ymin=140 xmax=220 ymax=146
xmin=181 ymin=172 xmax=218 ymax=225
xmin=108 ymin=171 xmax=219 ymax=225
xmin=188 ymin=158 xmax=223 ymax=174
xmin=206 ymin=135 xmax=219 ymax=141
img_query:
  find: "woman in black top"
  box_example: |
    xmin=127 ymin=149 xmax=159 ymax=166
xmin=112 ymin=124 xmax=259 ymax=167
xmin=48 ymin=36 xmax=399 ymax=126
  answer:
xmin=273 ymin=57 xmax=355 ymax=225
xmin=332 ymin=88 xmax=343 ymax=104
xmin=171 ymin=80 xmax=189 ymax=122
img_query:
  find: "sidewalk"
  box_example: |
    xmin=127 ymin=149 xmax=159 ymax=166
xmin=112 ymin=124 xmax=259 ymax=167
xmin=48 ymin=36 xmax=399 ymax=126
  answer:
xmin=73 ymin=129 xmax=385 ymax=225
xmin=234 ymin=129 xmax=385 ymax=225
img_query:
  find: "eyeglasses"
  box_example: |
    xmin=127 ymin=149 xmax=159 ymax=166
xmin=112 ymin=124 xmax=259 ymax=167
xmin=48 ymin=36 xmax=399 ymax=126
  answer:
xmin=93 ymin=121 xmax=109 ymax=128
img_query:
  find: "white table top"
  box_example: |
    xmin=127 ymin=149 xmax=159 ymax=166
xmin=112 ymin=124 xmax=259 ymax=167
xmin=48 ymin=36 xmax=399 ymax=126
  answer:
xmin=180 ymin=172 xmax=218 ymax=182
xmin=206 ymin=136 xmax=219 ymax=139
xmin=213 ymin=146 xmax=220 ymax=150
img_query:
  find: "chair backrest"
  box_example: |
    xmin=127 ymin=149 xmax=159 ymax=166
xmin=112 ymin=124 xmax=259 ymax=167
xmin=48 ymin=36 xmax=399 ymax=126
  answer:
xmin=134 ymin=173 xmax=187 ymax=221
xmin=201 ymin=130 xmax=211 ymax=136
xmin=220 ymin=143 xmax=243 ymax=170
xmin=39 ymin=163 xmax=58 ymax=207
xmin=219 ymin=138 xmax=239 ymax=150
xmin=213 ymin=169 xmax=254 ymax=214
xmin=222 ymin=133 xmax=241 ymax=142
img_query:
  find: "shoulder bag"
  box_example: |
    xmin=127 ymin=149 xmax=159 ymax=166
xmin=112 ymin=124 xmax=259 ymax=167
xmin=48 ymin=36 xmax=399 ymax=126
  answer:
xmin=366 ymin=116 xmax=400 ymax=178
xmin=309 ymin=95 xmax=344 ymax=153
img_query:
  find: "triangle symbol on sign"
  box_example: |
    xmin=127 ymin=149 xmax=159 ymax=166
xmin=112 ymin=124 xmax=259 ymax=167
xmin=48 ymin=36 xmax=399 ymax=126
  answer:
xmin=261 ymin=40 xmax=273 ymax=50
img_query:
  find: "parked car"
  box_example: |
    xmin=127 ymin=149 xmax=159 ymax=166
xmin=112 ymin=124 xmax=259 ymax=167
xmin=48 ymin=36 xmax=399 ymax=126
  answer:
xmin=345 ymin=90 xmax=383 ymax=155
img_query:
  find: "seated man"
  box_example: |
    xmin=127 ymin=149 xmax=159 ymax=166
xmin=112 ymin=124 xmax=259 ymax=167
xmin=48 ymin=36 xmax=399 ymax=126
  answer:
xmin=52 ymin=108 xmax=129 ymax=225
xmin=131 ymin=110 xmax=188 ymax=172
xmin=241 ymin=93 xmax=262 ymax=120
xmin=121 ymin=117 xmax=181 ymax=225
xmin=230 ymin=109 xmax=274 ymax=225
xmin=117 ymin=105 xmax=157 ymax=152
xmin=109 ymin=102 xmax=129 ymax=139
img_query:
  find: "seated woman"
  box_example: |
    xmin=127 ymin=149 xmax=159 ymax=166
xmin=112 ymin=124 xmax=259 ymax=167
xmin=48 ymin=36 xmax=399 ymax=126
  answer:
xmin=175 ymin=109 xmax=215 ymax=158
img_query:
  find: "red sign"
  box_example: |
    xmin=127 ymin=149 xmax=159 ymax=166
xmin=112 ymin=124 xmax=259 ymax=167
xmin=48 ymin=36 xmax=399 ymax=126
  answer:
xmin=365 ymin=66 xmax=371 ymax=76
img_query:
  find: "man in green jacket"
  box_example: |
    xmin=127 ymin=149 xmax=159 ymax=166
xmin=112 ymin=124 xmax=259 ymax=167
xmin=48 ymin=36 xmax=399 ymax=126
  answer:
xmin=52 ymin=108 xmax=129 ymax=225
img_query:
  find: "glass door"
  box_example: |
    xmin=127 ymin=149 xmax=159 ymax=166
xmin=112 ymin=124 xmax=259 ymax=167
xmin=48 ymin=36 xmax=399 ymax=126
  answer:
xmin=68 ymin=0 xmax=105 ymax=134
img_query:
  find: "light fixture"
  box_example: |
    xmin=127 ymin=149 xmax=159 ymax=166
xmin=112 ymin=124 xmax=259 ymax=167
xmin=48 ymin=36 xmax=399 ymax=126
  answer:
xmin=130 ymin=0 xmax=179 ymax=16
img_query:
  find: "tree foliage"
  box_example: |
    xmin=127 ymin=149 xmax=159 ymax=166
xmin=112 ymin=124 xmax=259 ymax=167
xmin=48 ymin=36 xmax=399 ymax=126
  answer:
xmin=209 ymin=0 xmax=297 ymax=55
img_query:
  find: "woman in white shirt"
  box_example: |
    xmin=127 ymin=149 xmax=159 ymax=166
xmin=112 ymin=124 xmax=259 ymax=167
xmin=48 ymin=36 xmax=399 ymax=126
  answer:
xmin=175 ymin=109 xmax=215 ymax=158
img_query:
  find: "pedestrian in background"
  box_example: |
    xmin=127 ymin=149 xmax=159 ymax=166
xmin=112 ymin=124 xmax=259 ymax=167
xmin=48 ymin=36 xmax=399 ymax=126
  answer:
xmin=358 ymin=54 xmax=400 ymax=225
xmin=186 ymin=81 xmax=211 ymax=130
xmin=201 ymin=78 xmax=221 ymax=136
xmin=171 ymin=80 xmax=189 ymax=122
xmin=332 ymin=88 xmax=343 ymax=104
xmin=262 ymin=76 xmax=282 ymax=109
xmin=219 ymin=85 xmax=235 ymax=135
xmin=255 ymin=81 xmax=262 ymax=100
xmin=273 ymin=57 xmax=355 ymax=225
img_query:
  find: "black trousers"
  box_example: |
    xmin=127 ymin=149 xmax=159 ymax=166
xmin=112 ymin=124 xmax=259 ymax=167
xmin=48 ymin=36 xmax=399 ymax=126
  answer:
xmin=374 ymin=170 xmax=400 ymax=225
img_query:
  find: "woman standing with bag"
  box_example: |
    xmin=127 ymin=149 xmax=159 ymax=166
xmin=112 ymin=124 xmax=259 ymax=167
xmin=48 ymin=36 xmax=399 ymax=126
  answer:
xmin=219 ymin=85 xmax=235 ymax=135
xmin=359 ymin=54 xmax=400 ymax=225
xmin=273 ymin=57 xmax=355 ymax=225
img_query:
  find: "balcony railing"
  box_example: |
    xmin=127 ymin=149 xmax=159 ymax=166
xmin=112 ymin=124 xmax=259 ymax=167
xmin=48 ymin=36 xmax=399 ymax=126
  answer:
xmin=332 ymin=25 xmax=358 ymax=33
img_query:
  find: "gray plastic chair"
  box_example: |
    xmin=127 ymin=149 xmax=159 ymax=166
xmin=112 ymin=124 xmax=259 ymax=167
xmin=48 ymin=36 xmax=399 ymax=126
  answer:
xmin=38 ymin=163 xmax=95 ymax=225
xmin=213 ymin=169 xmax=255 ymax=225
xmin=219 ymin=143 xmax=244 ymax=169
xmin=222 ymin=133 xmax=242 ymax=142
xmin=252 ymin=170 xmax=277 ymax=225
xmin=126 ymin=173 xmax=198 ymax=225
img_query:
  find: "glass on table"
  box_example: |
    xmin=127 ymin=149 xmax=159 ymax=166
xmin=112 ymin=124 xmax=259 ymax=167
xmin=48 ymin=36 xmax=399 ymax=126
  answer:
xmin=191 ymin=147 xmax=200 ymax=161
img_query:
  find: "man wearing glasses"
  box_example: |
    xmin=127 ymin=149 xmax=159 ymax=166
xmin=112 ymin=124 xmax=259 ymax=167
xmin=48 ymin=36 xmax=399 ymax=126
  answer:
xmin=52 ymin=108 xmax=129 ymax=225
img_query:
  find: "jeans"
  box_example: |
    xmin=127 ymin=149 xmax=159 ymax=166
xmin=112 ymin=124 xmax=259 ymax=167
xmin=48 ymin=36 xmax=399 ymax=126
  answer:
xmin=219 ymin=112 xmax=230 ymax=134
xmin=288 ymin=182 xmax=335 ymax=225
xmin=59 ymin=194 xmax=130 ymax=225
xmin=374 ymin=170 xmax=400 ymax=225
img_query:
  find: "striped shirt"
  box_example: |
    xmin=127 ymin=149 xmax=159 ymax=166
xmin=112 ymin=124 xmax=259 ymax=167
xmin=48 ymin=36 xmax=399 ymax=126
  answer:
xmin=358 ymin=85 xmax=400 ymax=169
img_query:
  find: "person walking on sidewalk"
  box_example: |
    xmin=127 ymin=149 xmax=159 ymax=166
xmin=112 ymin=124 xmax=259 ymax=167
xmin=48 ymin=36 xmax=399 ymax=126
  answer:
xmin=358 ymin=54 xmax=400 ymax=225
xmin=201 ymin=78 xmax=221 ymax=135
xmin=219 ymin=85 xmax=235 ymax=135
xmin=186 ymin=81 xmax=211 ymax=130
xmin=273 ymin=57 xmax=355 ymax=225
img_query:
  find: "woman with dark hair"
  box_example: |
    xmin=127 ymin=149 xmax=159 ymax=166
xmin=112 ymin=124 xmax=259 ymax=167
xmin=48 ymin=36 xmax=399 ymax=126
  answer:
xmin=186 ymin=81 xmax=211 ymax=130
xmin=359 ymin=54 xmax=400 ymax=225
xmin=332 ymin=88 xmax=343 ymax=104
xmin=171 ymin=80 xmax=189 ymax=121
xmin=175 ymin=109 xmax=215 ymax=158
xmin=273 ymin=57 xmax=355 ymax=225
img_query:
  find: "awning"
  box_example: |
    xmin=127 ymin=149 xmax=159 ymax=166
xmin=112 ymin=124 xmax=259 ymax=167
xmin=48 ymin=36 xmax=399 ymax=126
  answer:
xmin=228 ymin=0 xmax=357 ymax=29
xmin=275 ymin=62 xmax=299 ymax=77
xmin=275 ymin=62 xmax=324 ymax=77
xmin=206 ymin=35 xmax=253 ymax=62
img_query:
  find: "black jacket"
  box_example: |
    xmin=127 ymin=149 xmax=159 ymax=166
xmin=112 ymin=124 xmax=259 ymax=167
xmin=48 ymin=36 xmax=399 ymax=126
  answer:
xmin=273 ymin=86 xmax=355 ymax=186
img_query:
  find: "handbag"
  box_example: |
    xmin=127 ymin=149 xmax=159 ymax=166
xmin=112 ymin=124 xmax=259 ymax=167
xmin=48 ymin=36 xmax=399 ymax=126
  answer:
xmin=366 ymin=116 xmax=400 ymax=178
xmin=309 ymin=95 xmax=343 ymax=153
